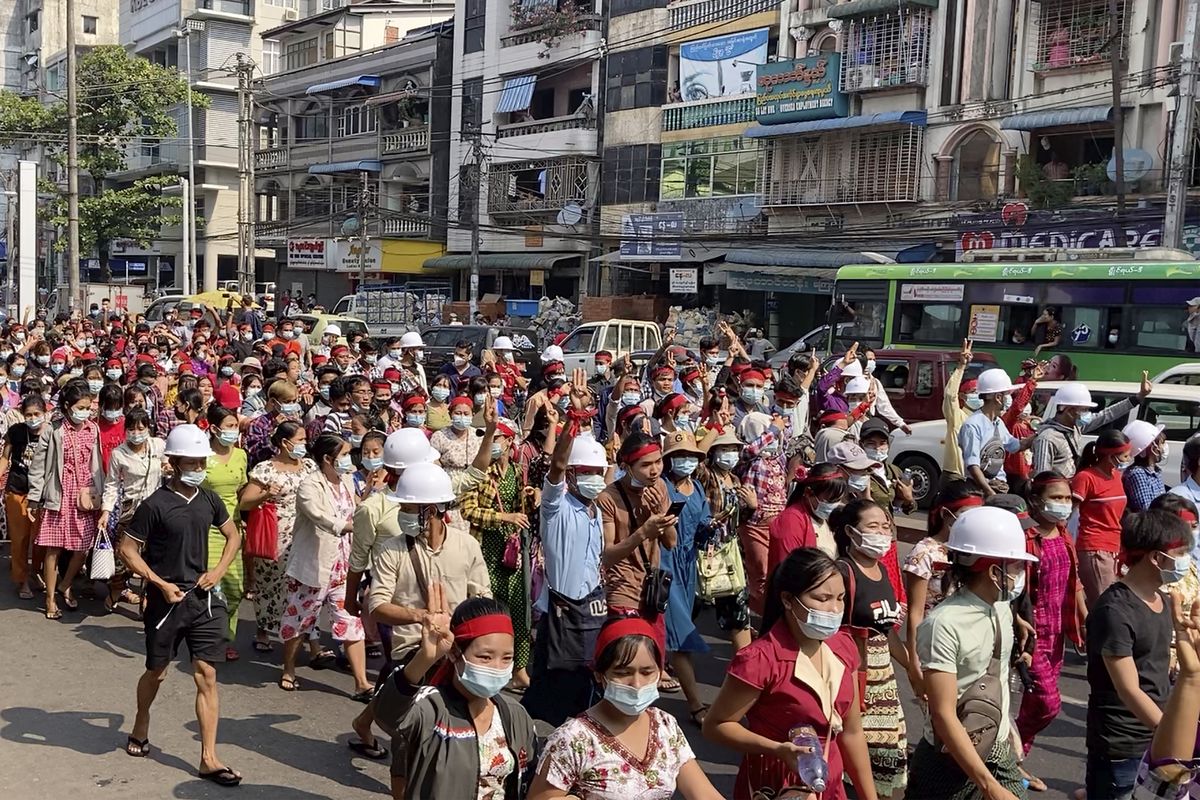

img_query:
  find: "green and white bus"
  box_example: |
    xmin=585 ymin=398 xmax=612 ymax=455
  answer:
xmin=831 ymin=261 xmax=1200 ymax=382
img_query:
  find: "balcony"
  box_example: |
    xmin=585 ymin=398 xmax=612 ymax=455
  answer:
xmin=500 ymin=10 xmax=602 ymax=75
xmin=381 ymin=126 xmax=429 ymax=156
xmin=381 ymin=216 xmax=431 ymax=237
xmin=667 ymin=0 xmax=779 ymax=32
xmin=661 ymin=95 xmax=756 ymax=132
xmin=487 ymin=157 xmax=592 ymax=218
xmin=657 ymin=196 xmax=766 ymax=235
xmin=254 ymin=147 xmax=288 ymax=171
xmin=759 ymin=126 xmax=923 ymax=206
xmin=254 ymin=220 xmax=288 ymax=245
xmin=493 ymin=114 xmax=597 ymax=162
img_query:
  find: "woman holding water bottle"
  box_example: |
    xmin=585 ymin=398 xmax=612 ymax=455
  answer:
xmin=702 ymin=547 xmax=878 ymax=800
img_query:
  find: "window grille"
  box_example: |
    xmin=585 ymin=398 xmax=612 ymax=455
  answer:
xmin=758 ymin=126 xmax=923 ymax=206
xmin=1031 ymin=0 xmax=1127 ymax=72
xmin=839 ymin=7 xmax=933 ymax=92
xmin=487 ymin=158 xmax=591 ymax=216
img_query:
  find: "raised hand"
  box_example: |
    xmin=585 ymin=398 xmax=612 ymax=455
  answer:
xmin=842 ymin=342 xmax=859 ymax=365
xmin=958 ymin=338 xmax=973 ymax=366
xmin=418 ymin=582 xmax=455 ymax=663
xmin=483 ymin=393 xmax=498 ymax=427
xmin=1173 ymin=591 xmax=1200 ymax=678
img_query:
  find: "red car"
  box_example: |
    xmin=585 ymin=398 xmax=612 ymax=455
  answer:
xmin=820 ymin=349 xmax=998 ymax=423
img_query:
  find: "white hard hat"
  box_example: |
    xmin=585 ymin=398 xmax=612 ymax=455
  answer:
xmin=164 ymin=424 xmax=213 ymax=458
xmin=1123 ymin=419 xmax=1165 ymax=457
xmin=399 ymin=331 xmax=424 ymax=349
xmin=948 ymin=507 xmax=1038 ymax=562
xmin=840 ymin=361 xmax=864 ymax=378
xmin=1051 ymin=382 xmax=1097 ymax=409
xmin=492 ymin=335 xmax=514 ymax=351
xmin=324 ymin=324 xmax=342 ymax=337
xmin=567 ymin=435 xmax=609 ymax=468
xmin=976 ymin=368 xmax=1016 ymax=395
xmin=389 ymin=462 xmax=456 ymax=504
xmin=383 ymin=428 xmax=437 ymax=470
xmin=541 ymin=344 xmax=564 ymax=362
xmin=845 ymin=376 xmax=871 ymax=395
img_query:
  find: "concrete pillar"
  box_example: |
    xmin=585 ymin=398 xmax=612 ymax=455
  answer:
xmin=203 ymin=244 xmax=219 ymax=292
xmin=1002 ymin=148 xmax=1017 ymax=196
xmin=934 ymin=155 xmax=954 ymax=201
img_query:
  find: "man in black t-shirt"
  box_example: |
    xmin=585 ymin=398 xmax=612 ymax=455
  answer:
xmin=117 ymin=424 xmax=243 ymax=787
xmin=1085 ymin=509 xmax=1191 ymax=800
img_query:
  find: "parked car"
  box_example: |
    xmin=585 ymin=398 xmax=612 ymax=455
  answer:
xmin=890 ymin=380 xmax=1197 ymax=508
xmin=419 ymin=325 xmax=538 ymax=379
xmin=294 ymin=313 xmax=370 ymax=346
xmin=818 ymin=349 xmax=998 ymax=424
xmin=1152 ymin=362 xmax=1200 ymax=386
xmin=558 ymin=320 xmax=663 ymax=376
xmin=768 ymin=322 xmax=857 ymax=371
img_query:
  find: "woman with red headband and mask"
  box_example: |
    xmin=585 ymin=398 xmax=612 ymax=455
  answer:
xmin=379 ymin=592 xmax=537 ymax=800
xmin=529 ymin=617 xmax=725 ymax=800
xmin=1073 ymin=429 xmax=1133 ymax=606
xmin=767 ymin=463 xmax=851 ymax=576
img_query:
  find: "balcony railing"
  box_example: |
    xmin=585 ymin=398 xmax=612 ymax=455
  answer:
xmin=661 ymin=95 xmax=756 ymax=132
xmin=254 ymin=220 xmax=288 ymax=241
xmin=497 ymin=114 xmax=594 ymax=139
xmin=254 ymin=147 xmax=287 ymax=170
xmin=487 ymin=157 xmax=591 ymax=217
xmin=667 ymin=0 xmax=778 ymax=31
xmin=502 ymin=13 xmax=602 ymax=47
xmin=382 ymin=126 xmax=430 ymax=155
xmin=382 ymin=216 xmax=431 ymax=236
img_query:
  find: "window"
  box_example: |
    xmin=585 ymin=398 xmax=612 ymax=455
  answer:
xmin=148 ymin=45 xmax=179 ymax=70
xmin=873 ymin=359 xmax=913 ymax=393
xmin=45 ymin=62 xmax=64 ymax=92
xmin=262 ymin=40 xmax=280 ymax=76
xmin=760 ymin=126 xmax=923 ymax=205
xmin=266 ymin=0 xmax=298 ymax=6
xmin=839 ymin=7 xmax=932 ymax=91
xmin=1132 ymin=306 xmax=1188 ymax=352
xmin=294 ymin=113 xmax=328 ymax=141
xmin=462 ymin=78 xmax=483 ymax=132
xmin=896 ymin=303 xmax=962 ymax=343
xmin=285 ymin=38 xmax=319 ymax=71
xmin=559 ymin=327 xmax=596 ymax=353
xmin=82 ymin=15 xmax=97 ymax=34
xmin=601 ymin=144 xmax=662 ymax=204
xmin=660 ymin=137 xmax=757 ymax=200
xmin=337 ymin=105 xmax=377 ymax=137
xmin=953 ymin=130 xmax=1000 ymax=201
xmin=1032 ymin=0 xmax=1127 ymax=72
xmin=464 ymin=0 xmax=486 ymax=54
xmin=605 ymin=45 xmax=669 ymax=112
xmin=1142 ymin=399 xmax=1200 ymax=442
xmin=27 ymin=12 xmax=38 ymax=32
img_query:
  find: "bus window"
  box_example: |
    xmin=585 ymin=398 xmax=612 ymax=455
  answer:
xmin=1131 ymin=306 xmax=1188 ymax=351
xmin=1060 ymin=307 xmax=1106 ymax=350
xmin=1142 ymin=399 xmax=1200 ymax=441
xmin=914 ymin=361 xmax=934 ymax=397
xmin=1006 ymin=305 xmax=1039 ymax=347
xmin=897 ymin=303 xmax=962 ymax=343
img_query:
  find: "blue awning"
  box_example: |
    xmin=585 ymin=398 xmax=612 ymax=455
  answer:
xmin=308 ymin=160 xmax=381 ymax=174
xmin=305 ymin=75 xmax=381 ymax=96
xmin=495 ymin=75 xmax=537 ymax=114
xmin=999 ymin=105 xmax=1116 ymax=131
xmin=746 ymin=110 xmax=927 ymax=138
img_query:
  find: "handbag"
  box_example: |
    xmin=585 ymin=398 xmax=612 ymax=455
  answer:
xmin=698 ymin=530 xmax=746 ymax=601
xmin=502 ymin=532 xmax=522 ymax=570
xmin=615 ymin=483 xmax=672 ymax=616
xmin=78 ymin=487 xmax=100 ymax=512
xmin=244 ymin=502 xmax=279 ymax=560
xmin=90 ymin=530 xmax=116 ymax=580
xmin=939 ymin=613 xmax=1005 ymax=759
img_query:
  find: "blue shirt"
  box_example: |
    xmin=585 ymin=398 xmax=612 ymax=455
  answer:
xmin=958 ymin=410 xmax=1019 ymax=482
xmin=1123 ymin=464 xmax=1164 ymax=513
xmin=438 ymin=362 xmax=482 ymax=394
xmin=536 ymin=477 xmax=603 ymax=612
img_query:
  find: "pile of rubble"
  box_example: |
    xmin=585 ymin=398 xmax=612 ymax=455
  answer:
xmin=531 ymin=297 xmax=580 ymax=347
xmin=666 ymin=306 xmax=754 ymax=348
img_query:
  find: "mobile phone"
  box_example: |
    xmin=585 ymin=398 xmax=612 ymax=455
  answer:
xmin=666 ymin=500 xmax=686 ymax=518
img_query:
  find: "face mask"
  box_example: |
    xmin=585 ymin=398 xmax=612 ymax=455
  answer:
xmin=348 ymin=433 xmax=364 ymax=448
xmin=1114 ymin=460 xmax=1132 ymax=472
xmin=457 ymin=659 xmax=513 ymax=699
xmin=127 ymin=431 xmax=148 ymax=445
xmin=414 ymin=349 xmax=425 ymax=363
xmin=281 ymin=330 xmax=294 ymax=340
xmin=814 ymin=500 xmax=839 ymax=520
xmin=705 ymin=355 xmax=721 ymax=368
xmin=86 ymin=379 xmax=103 ymax=394
xmin=34 ymin=355 xmax=48 ymax=366
xmin=995 ymin=568 xmax=1026 ymax=602
xmin=102 ymin=409 xmax=122 ymax=422
xmin=574 ymin=473 xmax=607 ymax=500
xmin=70 ymin=369 xmax=84 ymax=379
xmin=1001 ymin=394 xmax=1013 ymax=411
xmin=280 ymin=402 xmax=302 ymax=417
xmin=361 ymin=456 xmax=384 ymax=471
xmin=865 ymin=359 xmax=876 ymax=375
xmin=70 ymin=408 xmax=92 ymax=424
xmin=864 ymin=446 xmax=888 ymax=462
xmin=397 ymin=410 xmax=424 ymax=427
xmin=246 ymin=386 xmax=261 ymax=398
xmin=13 ymin=332 xmax=23 ymax=342
xmin=1108 ymin=334 xmax=1119 ymax=344
xmin=318 ymin=386 xmax=330 ymax=401
xmin=1155 ymin=442 xmax=1170 ymax=461
xmin=388 ymin=348 xmax=403 ymax=361
xmin=431 ymin=386 xmax=451 ymax=402
xmin=1159 ymin=552 xmax=1191 ymax=585
xmin=1035 ymin=500 xmax=1071 ymax=521
xmin=556 ymin=394 xmax=570 ymax=410
xmin=451 ymin=415 xmax=473 ymax=431
xmin=288 ymin=444 xmax=307 ymax=459
xmin=390 ymin=383 xmax=402 ymax=396
xmin=791 ymin=601 xmax=842 ymax=641
xmin=674 ymin=414 xmax=694 ymax=432
xmin=10 ymin=366 xmax=24 ymax=380
xmin=27 ymin=416 xmax=44 ymax=429
xmin=595 ymin=363 xmax=609 ymax=376
xmin=489 ymin=386 xmax=503 ymax=399
xmin=363 ymin=354 xmax=377 ymax=365
xmin=847 ymin=474 xmax=870 ymax=492
xmin=454 ymin=356 xmax=469 ymax=368
xmin=964 ymin=394 xmax=983 ymax=411
xmin=1075 ymin=411 xmax=1094 ymax=429
xmin=620 ymin=391 xmax=641 ymax=407
xmin=397 ymin=510 xmax=422 ymax=536
xmin=473 ymin=392 xmax=487 ymax=406
xmin=335 ymin=454 xmax=355 ymax=474
xmin=741 ymin=386 xmax=764 ymax=405
xmin=165 ymin=458 xmax=204 ymax=486
xmin=50 ymin=363 xmax=64 ymax=375
xmin=672 ymin=456 xmax=699 ymax=477
xmin=714 ymin=451 xmax=740 ymax=471
xmin=852 ymin=527 xmax=892 ymax=559
xmin=604 ymin=679 xmax=660 ymax=716
xmin=105 ymin=368 xmax=121 ymax=381
xmin=220 ymin=366 xmax=234 ymax=377
xmin=207 ymin=428 xmax=236 ymax=447
xmin=490 ymin=443 xmax=504 ymax=461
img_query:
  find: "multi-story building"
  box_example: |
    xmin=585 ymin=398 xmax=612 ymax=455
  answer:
xmin=440 ymin=0 xmax=604 ymax=302
xmin=252 ymin=16 xmax=455 ymax=304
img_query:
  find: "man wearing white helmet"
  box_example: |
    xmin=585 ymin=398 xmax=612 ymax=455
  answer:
xmin=957 ymin=368 xmax=1033 ymax=497
xmin=909 ymin=506 xmax=1038 ymax=800
xmin=1031 ymin=371 xmax=1152 ymax=479
xmin=523 ymin=369 xmax=610 ymax=726
xmin=117 ymin=424 xmax=244 ymax=785
xmin=484 ymin=334 xmax=527 ymax=410
xmin=375 ymin=331 xmax=428 ymax=392
xmin=349 ymin=461 xmax=492 ymax=765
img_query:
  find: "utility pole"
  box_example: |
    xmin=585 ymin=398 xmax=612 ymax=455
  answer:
xmin=178 ymin=19 xmax=204 ymax=293
xmin=235 ymin=52 xmax=255 ymax=297
xmin=180 ymin=176 xmax=190 ymax=295
xmin=466 ymin=133 xmax=483 ymax=320
xmin=357 ymin=168 xmax=371 ymax=288
xmin=66 ymin=0 xmax=80 ymax=313
xmin=1166 ymin=0 xmax=1200 ymax=249
xmin=1109 ymin=0 xmax=1127 ymax=230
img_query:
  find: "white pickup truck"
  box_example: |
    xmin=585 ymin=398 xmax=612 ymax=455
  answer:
xmin=557 ymin=319 xmax=663 ymax=375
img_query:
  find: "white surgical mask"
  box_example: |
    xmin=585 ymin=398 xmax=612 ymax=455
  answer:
xmin=457 ymin=659 xmax=513 ymax=699
xmin=792 ymin=601 xmax=841 ymax=640
xmin=451 ymin=415 xmax=473 ymax=431
xmin=604 ymin=680 xmax=659 ymax=716
xmin=864 ymin=446 xmax=888 ymax=462
xmin=431 ymin=386 xmax=451 ymax=402
xmin=672 ymin=456 xmax=699 ymax=476
xmin=814 ymin=500 xmax=839 ymax=519
xmin=595 ymin=363 xmax=609 ymax=376
xmin=489 ymin=386 xmax=503 ymax=399
xmin=847 ymin=474 xmax=870 ymax=492
xmin=335 ymin=454 xmax=355 ymax=474
xmin=714 ymin=451 xmax=740 ymax=470
xmin=574 ymin=473 xmax=607 ymax=500
xmin=852 ymin=526 xmax=891 ymax=559
xmin=217 ymin=429 xmax=239 ymax=446
xmin=180 ymin=469 xmax=207 ymax=487
xmin=964 ymin=394 xmax=984 ymax=411
xmin=1041 ymin=500 xmax=1072 ymax=521
xmin=865 ymin=359 xmax=876 ymax=375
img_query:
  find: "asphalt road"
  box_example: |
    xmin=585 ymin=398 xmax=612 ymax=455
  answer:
xmin=0 ymin=537 xmax=1092 ymax=798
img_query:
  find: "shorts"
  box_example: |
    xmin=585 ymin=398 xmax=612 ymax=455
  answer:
xmin=693 ymin=588 xmax=751 ymax=633
xmin=280 ymin=577 xmax=364 ymax=643
xmin=143 ymin=586 xmax=228 ymax=671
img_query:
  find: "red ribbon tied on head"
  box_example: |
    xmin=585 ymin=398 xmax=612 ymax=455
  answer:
xmin=593 ymin=617 xmax=663 ymax=668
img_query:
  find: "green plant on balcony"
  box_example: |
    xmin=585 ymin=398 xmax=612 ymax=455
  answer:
xmin=1071 ymin=161 xmax=1112 ymax=196
xmin=1016 ymin=154 xmax=1074 ymax=209
xmin=510 ymin=0 xmax=587 ymax=47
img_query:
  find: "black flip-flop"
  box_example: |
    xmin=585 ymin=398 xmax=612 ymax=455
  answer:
xmin=279 ymin=676 xmax=299 ymax=692
xmin=199 ymin=766 xmax=242 ymax=787
xmin=252 ymin=640 xmax=273 ymax=653
xmin=348 ymin=739 xmax=389 ymax=760
xmin=350 ymin=689 xmax=374 ymax=704
xmin=125 ymin=736 xmax=150 ymax=758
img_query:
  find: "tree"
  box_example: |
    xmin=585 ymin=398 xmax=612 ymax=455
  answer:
xmin=0 ymin=45 xmax=209 ymax=279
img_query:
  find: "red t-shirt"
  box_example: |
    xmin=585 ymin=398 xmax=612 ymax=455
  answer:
xmin=1071 ymin=465 xmax=1126 ymax=552
xmin=98 ymin=418 xmax=126 ymax=472
xmin=727 ymin=622 xmax=859 ymax=800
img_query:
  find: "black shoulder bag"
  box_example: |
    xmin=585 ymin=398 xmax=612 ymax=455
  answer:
xmin=615 ymin=482 xmax=672 ymax=616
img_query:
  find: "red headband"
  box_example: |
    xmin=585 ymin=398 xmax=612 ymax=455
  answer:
xmin=1031 ymin=473 xmax=1070 ymax=489
xmin=371 ymin=379 xmax=391 ymax=390
xmin=453 ymin=613 xmax=514 ymax=642
xmin=819 ymin=411 xmax=847 ymax=424
xmin=656 ymin=394 xmax=686 ymax=416
xmin=495 ymin=420 xmax=517 ymax=438
xmin=741 ymin=369 xmax=765 ymax=383
xmin=621 ymin=443 xmax=661 ymax=465
xmin=593 ymin=618 xmax=663 ymax=667
xmin=1098 ymin=443 xmax=1132 ymax=456
xmin=402 ymin=395 xmax=426 ymax=410
xmin=449 ymin=395 xmax=474 ymax=411
xmin=1124 ymin=540 xmax=1190 ymax=563
xmin=1181 ymin=510 xmax=1199 ymax=525
xmin=960 ymin=379 xmax=979 ymax=392
xmin=651 ymin=365 xmax=674 ymax=379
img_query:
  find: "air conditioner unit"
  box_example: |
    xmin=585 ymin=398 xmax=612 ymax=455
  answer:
xmin=283 ymin=7 xmax=299 ymax=20
xmin=844 ymin=64 xmax=875 ymax=91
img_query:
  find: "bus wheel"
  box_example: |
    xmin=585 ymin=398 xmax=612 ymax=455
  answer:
xmin=895 ymin=453 xmax=939 ymax=510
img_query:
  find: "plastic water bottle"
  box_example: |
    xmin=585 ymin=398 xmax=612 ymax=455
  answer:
xmin=789 ymin=725 xmax=828 ymax=793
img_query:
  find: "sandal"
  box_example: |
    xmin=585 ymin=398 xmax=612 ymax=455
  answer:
xmin=1021 ymin=768 xmax=1047 ymax=793
xmin=18 ymin=586 xmax=34 ymax=600
xmin=253 ymin=640 xmax=274 ymax=653
xmin=225 ymin=647 xmax=240 ymax=662
xmin=45 ymin=607 xmax=63 ymax=621
xmin=658 ymin=677 xmax=681 ymax=694
xmin=104 ymin=595 xmax=119 ymax=614
xmin=119 ymin=589 xmax=142 ymax=605
xmin=278 ymin=675 xmax=299 ymax=692
xmin=350 ymin=688 xmax=374 ymax=703
xmin=198 ymin=766 xmax=243 ymax=787
xmin=125 ymin=736 xmax=151 ymax=758
xmin=59 ymin=590 xmax=79 ymax=611
xmin=348 ymin=739 xmax=389 ymax=760
xmin=309 ymin=649 xmax=337 ymax=670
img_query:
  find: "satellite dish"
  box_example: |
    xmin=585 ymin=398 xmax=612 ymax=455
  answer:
xmin=1108 ymin=148 xmax=1153 ymax=182
xmin=340 ymin=215 xmax=361 ymax=236
xmin=556 ymin=203 xmax=583 ymax=226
